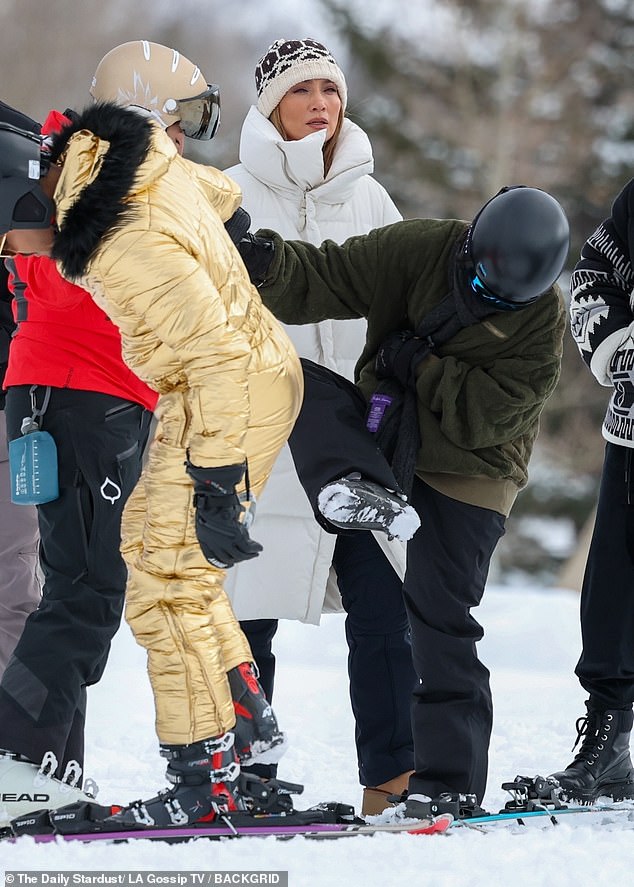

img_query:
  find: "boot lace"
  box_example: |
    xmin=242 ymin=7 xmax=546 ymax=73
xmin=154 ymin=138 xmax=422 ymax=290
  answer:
xmin=571 ymin=712 xmax=613 ymax=768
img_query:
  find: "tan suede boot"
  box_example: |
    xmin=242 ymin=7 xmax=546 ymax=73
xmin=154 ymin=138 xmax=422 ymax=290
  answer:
xmin=361 ymin=770 xmax=414 ymax=816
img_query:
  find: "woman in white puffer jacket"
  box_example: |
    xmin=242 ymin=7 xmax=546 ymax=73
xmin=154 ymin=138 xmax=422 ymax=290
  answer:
xmin=224 ymin=38 xmax=416 ymax=815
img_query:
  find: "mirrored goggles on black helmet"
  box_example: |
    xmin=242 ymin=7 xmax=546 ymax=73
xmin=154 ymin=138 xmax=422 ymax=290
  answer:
xmin=469 ymin=272 xmax=526 ymax=312
xmin=166 ymin=84 xmax=221 ymax=140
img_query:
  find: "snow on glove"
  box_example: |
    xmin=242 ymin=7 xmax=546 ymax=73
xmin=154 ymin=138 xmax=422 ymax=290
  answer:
xmin=186 ymin=462 xmax=263 ymax=569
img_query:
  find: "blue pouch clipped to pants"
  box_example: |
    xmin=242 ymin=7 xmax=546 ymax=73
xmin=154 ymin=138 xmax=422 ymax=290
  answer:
xmin=9 ymin=385 xmax=59 ymax=505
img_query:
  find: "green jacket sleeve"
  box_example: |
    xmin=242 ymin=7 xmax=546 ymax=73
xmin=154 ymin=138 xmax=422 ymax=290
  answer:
xmin=257 ymin=219 xmax=466 ymax=330
xmin=256 ymin=230 xmax=377 ymax=323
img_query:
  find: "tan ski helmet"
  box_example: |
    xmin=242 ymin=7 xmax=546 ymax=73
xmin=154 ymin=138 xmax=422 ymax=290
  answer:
xmin=90 ymin=40 xmax=220 ymax=139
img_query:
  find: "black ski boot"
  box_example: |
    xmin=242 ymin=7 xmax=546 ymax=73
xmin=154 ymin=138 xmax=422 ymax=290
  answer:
xmin=104 ymin=731 xmax=294 ymax=829
xmin=228 ymin=662 xmax=287 ymax=766
xmin=317 ymin=473 xmax=420 ymax=541
xmin=548 ymin=703 xmax=634 ymax=803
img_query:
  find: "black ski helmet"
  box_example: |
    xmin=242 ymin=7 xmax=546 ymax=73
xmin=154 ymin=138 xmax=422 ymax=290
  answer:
xmin=0 ymin=100 xmax=41 ymax=135
xmin=465 ymin=185 xmax=570 ymax=309
xmin=0 ymin=121 xmax=54 ymax=236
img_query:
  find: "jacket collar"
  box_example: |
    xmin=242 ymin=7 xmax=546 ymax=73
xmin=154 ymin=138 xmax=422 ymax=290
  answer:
xmin=238 ymin=105 xmax=374 ymax=199
xmin=49 ymin=102 xmax=154 ymax=280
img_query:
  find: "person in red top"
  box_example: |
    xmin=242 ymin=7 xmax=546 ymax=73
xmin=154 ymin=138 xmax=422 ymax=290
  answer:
xmin=0 ymin=108 xmax=157 ymax=819
xmin=5 ymin=246 xmax=158 ymax=408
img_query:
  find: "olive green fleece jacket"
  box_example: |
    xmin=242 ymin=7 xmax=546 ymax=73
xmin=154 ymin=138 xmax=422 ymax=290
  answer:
xmin=257 ymin=218 xmax=566 ymax=516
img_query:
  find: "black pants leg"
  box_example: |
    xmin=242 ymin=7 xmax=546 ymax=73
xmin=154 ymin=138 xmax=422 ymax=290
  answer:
xmin=404 ymin=477 xmax=505 ymax=803
xmin=576 ymin=442 xmax=634 ymax=711
xmin=241 ymin=619 xmax=278 ymax=703
xmin=283 ymin=360 xmax=505 ymax=799
xmin=0 ymin=386 xmax=151 ymax=777
xmin=333 ymin=531 xmax=415 ymax=787
xmin=289 ymin=360 xmax=401 ymax=528
xmin=59 ymin=687 xmax=86 ymax=778
xmin=288 ymin=359 xmax=415 ymax=785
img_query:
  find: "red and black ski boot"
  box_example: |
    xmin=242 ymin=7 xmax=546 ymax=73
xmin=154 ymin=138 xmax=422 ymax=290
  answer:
xmin=100 ymin=731 xmax=298 ymax=830
xmin=103 ymin=732 xmax=245 ymax=828
xmin=229 ymin=662 xmax=287 ymax=766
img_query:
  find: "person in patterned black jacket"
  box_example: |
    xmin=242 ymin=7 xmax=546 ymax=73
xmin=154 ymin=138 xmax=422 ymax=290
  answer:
xmin=547 ymin=179 xmax=634 ymax=804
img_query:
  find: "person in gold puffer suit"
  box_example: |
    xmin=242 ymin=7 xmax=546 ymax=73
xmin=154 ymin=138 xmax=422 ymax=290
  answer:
xmin=0 ymin=47 xmax=303 ymax=827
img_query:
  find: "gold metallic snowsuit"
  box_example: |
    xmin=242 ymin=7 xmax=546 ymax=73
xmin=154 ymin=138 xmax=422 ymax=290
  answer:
xmin=53 ymin=113 xmax=303 ymax=744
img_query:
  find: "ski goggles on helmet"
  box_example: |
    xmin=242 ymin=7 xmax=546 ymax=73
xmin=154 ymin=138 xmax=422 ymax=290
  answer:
xmin=166 ymin=84 xmax=221 ymax=140
xmin=469 ymin=272 xmax=526 ymax=311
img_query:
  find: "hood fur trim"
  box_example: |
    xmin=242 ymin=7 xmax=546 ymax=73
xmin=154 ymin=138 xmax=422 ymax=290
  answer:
xmin=50 ymin=102 xmax=153 ymax=279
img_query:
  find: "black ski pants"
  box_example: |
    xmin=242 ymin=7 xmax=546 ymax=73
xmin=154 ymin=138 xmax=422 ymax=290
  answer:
xmin=576 ymin=442 xmax=634 ymax=711
xmin=242 ymin=529 xmax=416 ymax=787
xmin=288 ymin=359 xmax=506 ymax=802
xmin=0 ymin=386 xmax=152 ymax=778
xmin=333 ymin=530 xmax=416 ymax=787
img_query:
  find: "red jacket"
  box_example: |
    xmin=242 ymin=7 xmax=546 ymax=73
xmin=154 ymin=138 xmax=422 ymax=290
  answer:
xmin=4 ymin=255 xmax=158 ymax=411
xmin=3 ymin=108 xmax=157 ymax=412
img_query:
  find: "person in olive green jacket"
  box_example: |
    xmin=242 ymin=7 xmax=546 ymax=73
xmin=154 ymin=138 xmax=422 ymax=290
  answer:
xmin=236 ymin=186 xmax=569 ymax=810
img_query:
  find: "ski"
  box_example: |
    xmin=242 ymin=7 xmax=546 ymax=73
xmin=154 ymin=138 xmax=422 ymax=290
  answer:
xmin=19 ymin=814 xmax=452 ymax=843
xmin=6 ymin=775 xmax=634 ymax=843
xmin=1 ymin=801 xmax=453 ymax=844
xmin=16 ymin=802 xmax=632 ymax=841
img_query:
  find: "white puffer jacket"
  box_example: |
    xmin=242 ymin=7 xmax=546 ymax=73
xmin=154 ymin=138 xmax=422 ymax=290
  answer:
xmin=224 ymin=106 xmax=402 ymax=623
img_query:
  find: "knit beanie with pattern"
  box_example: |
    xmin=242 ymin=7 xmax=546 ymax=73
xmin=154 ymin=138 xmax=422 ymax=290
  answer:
xmin=255 ymin=38 xmax=347 ymax=118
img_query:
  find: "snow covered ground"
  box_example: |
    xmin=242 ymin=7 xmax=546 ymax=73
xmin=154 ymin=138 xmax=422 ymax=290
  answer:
xmin=3 ymin=584 xmax=634 ymax=885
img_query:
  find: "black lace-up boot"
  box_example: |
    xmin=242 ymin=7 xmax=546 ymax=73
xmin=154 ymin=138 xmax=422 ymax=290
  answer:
xmin=548 ymin=703 xmax=634 ymax=803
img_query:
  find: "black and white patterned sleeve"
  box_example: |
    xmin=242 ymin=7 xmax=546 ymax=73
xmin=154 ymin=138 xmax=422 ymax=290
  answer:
xmin=569 ymin=179 xmax=634 ymax=386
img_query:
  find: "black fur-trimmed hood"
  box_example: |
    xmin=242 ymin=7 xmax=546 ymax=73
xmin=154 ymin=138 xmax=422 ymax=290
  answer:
xmin=50 ymin=102 xmax=155 ymax=279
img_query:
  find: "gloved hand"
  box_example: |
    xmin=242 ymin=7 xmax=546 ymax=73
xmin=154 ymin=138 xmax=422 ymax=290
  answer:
xmin=236 ymin=232 xmax=275 ymax=287
xmin=186 ymin=461 xmax=262 ymax=569
xmin=224 ymin=207 xmax=252 ymax=245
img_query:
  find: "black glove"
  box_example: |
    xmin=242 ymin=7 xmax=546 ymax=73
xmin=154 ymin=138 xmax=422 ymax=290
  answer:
xmin=186 ymin=461 xmax=262 ymax=569
xmin=236 ymin=232 xmax=275 ymax=287
xmin=224 ymin=207 xmax=252 ymax=245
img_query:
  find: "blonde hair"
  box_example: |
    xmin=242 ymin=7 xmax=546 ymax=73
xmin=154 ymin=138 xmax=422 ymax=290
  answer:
xmin=269 ymin=105 xmax=344 ymax=177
